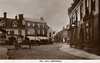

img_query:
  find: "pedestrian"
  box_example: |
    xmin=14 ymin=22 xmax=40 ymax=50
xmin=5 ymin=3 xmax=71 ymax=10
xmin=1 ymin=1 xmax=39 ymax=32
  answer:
xmin=25 ymin=37 xmax=31 ymax=49
xmin=17 ymin=37 xmax=22 ymax=49
xmin=29 ymin=40 xmax=31 ymax=49
xmin=12 ymin=37 xmax=18 ymax=49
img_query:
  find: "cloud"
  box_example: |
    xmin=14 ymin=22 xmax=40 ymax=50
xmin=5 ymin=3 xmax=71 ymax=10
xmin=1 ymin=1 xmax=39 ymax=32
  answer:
xmin=0 ymin=0 xmax=73 ymax=32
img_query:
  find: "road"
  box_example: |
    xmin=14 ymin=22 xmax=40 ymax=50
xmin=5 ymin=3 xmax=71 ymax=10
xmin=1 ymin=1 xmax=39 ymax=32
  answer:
xmin=7 ymin=43 xmax=85 ymax=59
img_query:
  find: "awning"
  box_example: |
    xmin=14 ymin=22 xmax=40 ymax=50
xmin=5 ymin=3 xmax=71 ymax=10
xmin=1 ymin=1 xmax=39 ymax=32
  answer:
xmin=38 ymin=37 xmax=49 ymax=40
xmin=27 ymin=36 xmax=49 ymax=40
xmin=27 ymin=36 xmax=40 ymax=40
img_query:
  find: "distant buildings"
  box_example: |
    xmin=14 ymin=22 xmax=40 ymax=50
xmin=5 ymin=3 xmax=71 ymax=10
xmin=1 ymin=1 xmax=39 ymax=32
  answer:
xmin=68 ymin=0 xmax=100 ymax=55
xmin=24 ymin=17 xmax=50 ymax=41
xmin=54 ymin=26 xmax=69 ymax=43
xmin=0 ymin=12 xmax=53 ymax=45
xmin=25 ymin=18 xmax=49 ymax=36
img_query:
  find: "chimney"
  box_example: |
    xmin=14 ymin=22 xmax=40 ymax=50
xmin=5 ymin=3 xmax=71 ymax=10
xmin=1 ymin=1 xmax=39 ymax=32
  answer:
xmin=4 ymin=12 xmax=7 ymax=18
xmin=40 ymin=17 xmax=44 ymax=21
xmin=19 ymin=14 xmax=24 ymax=20
xmin=15 ymin=15 xmax=17 ymax=20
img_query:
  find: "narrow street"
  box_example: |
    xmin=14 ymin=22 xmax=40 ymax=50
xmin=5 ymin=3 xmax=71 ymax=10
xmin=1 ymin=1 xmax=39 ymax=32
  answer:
xmin=7 ymin=43 xmax=84 ymax=59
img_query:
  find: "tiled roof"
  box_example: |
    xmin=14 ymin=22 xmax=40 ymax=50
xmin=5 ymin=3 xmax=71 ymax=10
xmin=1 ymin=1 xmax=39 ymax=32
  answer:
xmin=24 ymin=17 xmax=46 ymax=23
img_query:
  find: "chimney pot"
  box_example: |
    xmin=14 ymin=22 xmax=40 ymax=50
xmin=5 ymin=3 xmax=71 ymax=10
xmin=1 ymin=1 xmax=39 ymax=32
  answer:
xmin=19 ymin=14 xmax=24 ymax=20
xmin=15 ymin=15 xmax=17 ymax=20
xmin=4 ymin=12 xmax=7 ymax=18
xmin=40 ymin=17 xmax=44 ymax=21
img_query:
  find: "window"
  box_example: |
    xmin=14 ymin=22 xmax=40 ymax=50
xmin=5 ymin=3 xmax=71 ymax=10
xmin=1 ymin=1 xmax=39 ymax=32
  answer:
xmin=3 ymin=24 xmax=5 ymax=27
xmin=28 ymin=31 xmax=31 ymax=35
xmin=42 ymin=24 xmax=44 ymax=28
xmin=72 ymin=14 xmax=76 ymax=24
xmin=85 ymin=0 xmax=89 ymax=15
xmin=75 ymin=10 xmax=78 ymax=21
xmin=13 ymin=24 xmax=17 ymax=27
xmin=42 ymin=30 xmax=44 ymax=35
xmin=8 ymin=30 xmax=14 ymax=35
xmin=86 ymin=23 xmax=89 ymax=27
xmin=86 ymin=28 xmax=89 ymax=40
xmin=32 ymin=23 xmax=35 ymax=27
xmin=87 ymin=0 xmax=89 ymax=7
xmin=14 ymin=30 xmax=18 ymax=35
xmin=22 ymin=20 xmax=25 ymax=25
xmin=28 ymin=29 xmax=35 ymax=35
xmin=78 ymin=11 xmax=80 ymax=21
xmin=85 ymin=0 xmax=89 ymax=7
xmin=13 ymin=22 xmax=17 ymax=27
xmin=38 ymin=24 xmax=40 ymax=28
xmin=21 ymin=30 xmax=25 ymax=36
xmin=7 ymin=31 xmax=10 ymax=34
xmin=80 ymin=3 xmax=83 ymax=19
xmin=38 ymin=30 xmax=40 ymax=35
xmin=27 ymin=23 xmax=31 ymax=27
xmin=91 ymin=0 xmax=95 ymax=12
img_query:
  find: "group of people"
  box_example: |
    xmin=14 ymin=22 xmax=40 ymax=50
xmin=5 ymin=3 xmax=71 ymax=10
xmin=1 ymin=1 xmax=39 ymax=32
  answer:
xmin=9 ymin=36 xmax=32 ymax=49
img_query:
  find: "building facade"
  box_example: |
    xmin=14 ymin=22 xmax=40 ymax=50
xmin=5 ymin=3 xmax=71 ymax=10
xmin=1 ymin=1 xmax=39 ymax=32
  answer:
xmin=0 ymin=12 xmax=25 ymax=44
xmin=68 ymin=0 xmax=100 ymax=55
xmin=0 ymin=12 xmax=53 ymax=45
xmin=24 ymin=17 xmax=50 ymax=40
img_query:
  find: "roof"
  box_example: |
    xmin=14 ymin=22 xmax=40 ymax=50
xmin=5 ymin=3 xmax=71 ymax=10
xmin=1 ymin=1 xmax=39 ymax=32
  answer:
xmin=68 ymin=0 xmax=80 ymax=14
xmin=0 ymin=28 xmax=6 ymax=33
xmin=0 ymin=17 xmax=15 ymax=20
xmin=0 ymin=17 xmax=46 ymax=23
xmin=24 ymin=17 xmax=46 ymax=23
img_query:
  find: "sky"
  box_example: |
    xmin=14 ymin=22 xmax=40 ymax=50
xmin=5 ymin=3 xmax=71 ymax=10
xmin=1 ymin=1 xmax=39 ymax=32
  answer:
xmin=0 ymin=0 xmax=73 ymax=32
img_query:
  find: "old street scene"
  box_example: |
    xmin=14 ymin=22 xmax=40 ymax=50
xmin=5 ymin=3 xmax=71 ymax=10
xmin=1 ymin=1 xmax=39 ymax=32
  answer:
xmin=0 ymin=0 xmax=100 ymax=59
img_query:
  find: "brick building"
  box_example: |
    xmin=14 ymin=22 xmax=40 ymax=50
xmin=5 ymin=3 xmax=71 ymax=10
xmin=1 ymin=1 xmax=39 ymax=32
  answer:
xmin=0 ymin=12 xmax=25 ymax=44
xmin=68 ymin=0 xmax=100 ymax=55
xmin=0 ymin=12 xmax=53 ymax=45
xmin=24 ymin=17 xmax=50 ymax=41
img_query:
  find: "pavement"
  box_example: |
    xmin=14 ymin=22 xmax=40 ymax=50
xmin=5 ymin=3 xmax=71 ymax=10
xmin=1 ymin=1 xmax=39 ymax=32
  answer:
xmin=1 ymin=43 xmax=100 ymax=59
xmin=59 ymin=43 xmax=100 ymax=59
xmin=7 ymin=44 xmax=84 ymax=59
xmin=0 ymin=47 xmax=8 ymax=59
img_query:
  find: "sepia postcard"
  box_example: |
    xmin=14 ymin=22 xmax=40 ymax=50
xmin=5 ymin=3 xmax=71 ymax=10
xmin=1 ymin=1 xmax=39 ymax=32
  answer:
xmin=0 ymin=0 xmax=100 ymax=63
